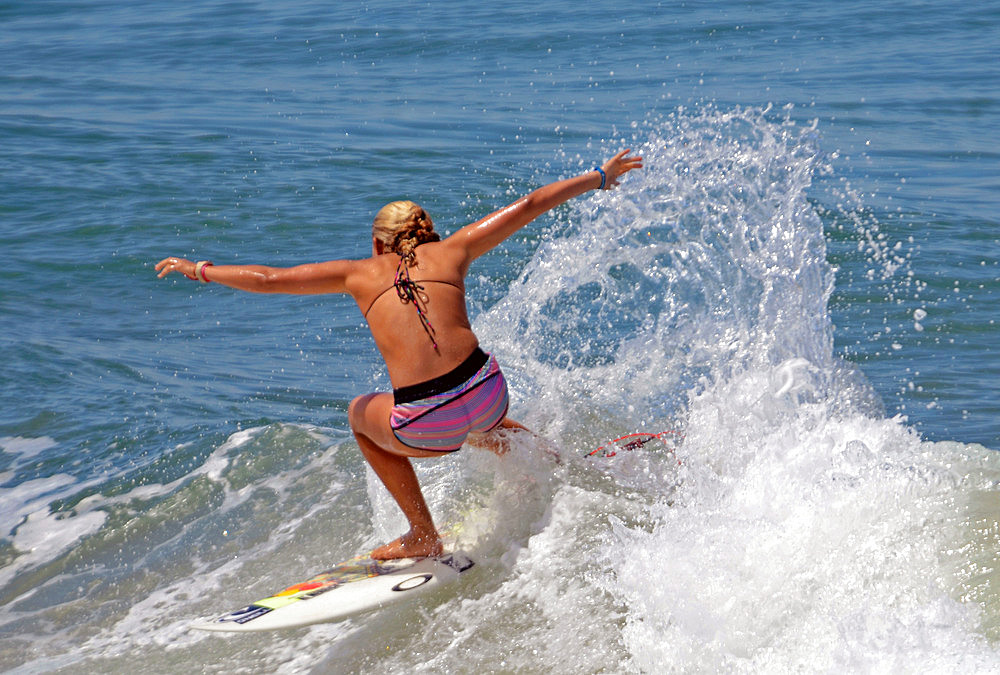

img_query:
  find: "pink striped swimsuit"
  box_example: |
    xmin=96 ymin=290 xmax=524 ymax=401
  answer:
xmin=390 ymin=347 xmax=509 ymax=452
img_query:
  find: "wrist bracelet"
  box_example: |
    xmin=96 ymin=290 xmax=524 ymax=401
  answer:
xmin=195 ymin=261 xmax=214 ymax=283
xmin=593 ymin=166 xmax=607 ymax=190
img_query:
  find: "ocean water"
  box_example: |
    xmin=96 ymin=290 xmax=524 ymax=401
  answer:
xmin=1 ymin=0 xmax=999 ymax=672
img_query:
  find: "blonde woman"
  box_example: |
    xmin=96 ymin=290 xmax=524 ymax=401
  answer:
xmin=156 ymin=150 xmax=643 ymax=559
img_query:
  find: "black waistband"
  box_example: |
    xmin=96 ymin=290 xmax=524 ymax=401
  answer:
xmin=393 ymin=347 xmax=489 ymax=404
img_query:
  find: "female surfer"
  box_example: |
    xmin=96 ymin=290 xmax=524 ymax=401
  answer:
xmin=155 ymin=149 xmax=643 ymax=560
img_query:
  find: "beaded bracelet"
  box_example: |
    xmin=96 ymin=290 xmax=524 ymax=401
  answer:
xmin=593 ymin=166 xmax=607 ymax=190
xmin=195 ymin=260 xmax=214 ymax=283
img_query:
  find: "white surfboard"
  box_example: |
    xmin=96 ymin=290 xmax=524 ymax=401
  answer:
xmin=190 ymin=550 xmax=475 ymax=632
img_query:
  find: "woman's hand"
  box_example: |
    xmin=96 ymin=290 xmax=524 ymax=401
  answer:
xmin=155 ymin=257 xmax=197 ymax=280
xmin=600 ymin=149 xmax=644 ymax=190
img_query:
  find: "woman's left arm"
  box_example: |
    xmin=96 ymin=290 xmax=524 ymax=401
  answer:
xmin=447 ymin=149 xmax=643 ymax=263
xmin=155 ymin=257 xmax=355 ymax=294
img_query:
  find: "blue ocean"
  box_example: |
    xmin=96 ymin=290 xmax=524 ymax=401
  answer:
xmin=2 ymin=1 xmax=998 ymax=672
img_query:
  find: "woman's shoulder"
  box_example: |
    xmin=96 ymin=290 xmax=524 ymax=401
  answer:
xmin=417 ymin=238 xmax=471 ymax=272
xmin=334 ymin=254 xmax=381 ymax=295
xmin=411 ymin=242 xmax=467 ymax=277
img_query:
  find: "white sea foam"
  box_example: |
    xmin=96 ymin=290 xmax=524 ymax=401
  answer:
xmin=607 ymin=369 xmax=998 ymax=672
xmin=0 ymin=436 xmax=57 ymax=461
xmin=0 ymin=472 xmax=109 ymax=591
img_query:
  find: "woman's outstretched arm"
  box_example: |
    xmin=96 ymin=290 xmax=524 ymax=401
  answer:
xmin=448 ymin=149 xmax=643 ymax=263
xmin=154 ymin=257 xmax=356 ymax=294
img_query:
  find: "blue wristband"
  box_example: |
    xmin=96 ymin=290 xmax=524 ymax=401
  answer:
xmin=593 ymin=166 xmax=607 ymax=190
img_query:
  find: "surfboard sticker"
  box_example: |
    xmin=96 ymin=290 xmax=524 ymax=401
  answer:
xmin=191 ymin=550 xmax=475 ymax=633
xmin=585 ymin=430 xmax=681 ymax=458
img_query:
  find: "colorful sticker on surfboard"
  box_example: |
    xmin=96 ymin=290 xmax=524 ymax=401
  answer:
xmin=585 ymin=430 xmax=681 ymax=458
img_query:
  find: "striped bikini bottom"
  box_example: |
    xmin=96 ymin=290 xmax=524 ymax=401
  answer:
xmin=390 ymin=347 xmax=509 ymax=453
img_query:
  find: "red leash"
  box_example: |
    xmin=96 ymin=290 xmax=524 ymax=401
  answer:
xmin=585 ymin=430 xmax=682 ymax=458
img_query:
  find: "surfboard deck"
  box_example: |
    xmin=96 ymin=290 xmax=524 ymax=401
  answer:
xmin=190 ymin=549 xmax=475 ymax=633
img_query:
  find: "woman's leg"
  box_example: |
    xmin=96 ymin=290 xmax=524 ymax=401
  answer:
xmin=349 ymin=392 xmax=445 ymax=560
xmin=469 ymin=418 xmax=562 ymax=464
xmin=467 ymin=417 xmax=528 ymax=456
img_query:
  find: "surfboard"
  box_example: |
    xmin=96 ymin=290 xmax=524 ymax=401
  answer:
xmin=190 ymin=549 xmax=475 ymax=633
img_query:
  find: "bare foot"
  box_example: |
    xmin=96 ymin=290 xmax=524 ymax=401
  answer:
xmin=370 ymin=530 xmax=443 ymax=560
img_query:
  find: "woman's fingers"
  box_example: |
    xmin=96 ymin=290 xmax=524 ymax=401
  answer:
xmin=155 ymin=257 xmax=194 ymax=279
xmin=602 ymin=150 xmax=644 ymax=188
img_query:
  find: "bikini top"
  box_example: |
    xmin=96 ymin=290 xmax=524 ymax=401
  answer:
xmin=363 ymin=259 xmax=463 ymax=352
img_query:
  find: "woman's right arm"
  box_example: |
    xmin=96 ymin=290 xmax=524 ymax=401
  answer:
xmin=447 ymin=149 xmax=642 ymax=263
xmin=155 ymin=257 xmax=356 ymax=294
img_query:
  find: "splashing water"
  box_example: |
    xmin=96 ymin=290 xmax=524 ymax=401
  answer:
xmin=471 ymin=105 xmax=1000 ymax=672
xmin=485 ymin=105 xmax=845 ymax=439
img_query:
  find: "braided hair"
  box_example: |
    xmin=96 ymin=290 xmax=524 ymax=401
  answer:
xmin=372 ymin=201 xmax=440 ymax=266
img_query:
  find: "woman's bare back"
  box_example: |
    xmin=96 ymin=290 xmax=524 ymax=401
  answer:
xmin=348 ymin=241 xmax=480 ymax=388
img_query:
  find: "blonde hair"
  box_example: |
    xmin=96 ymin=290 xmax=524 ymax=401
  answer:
xmin=372 ymin=200 xmax=440 ymax=265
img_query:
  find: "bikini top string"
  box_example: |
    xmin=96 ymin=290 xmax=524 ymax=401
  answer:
xmin=394 ymin=258 xmax=439 ymax=353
